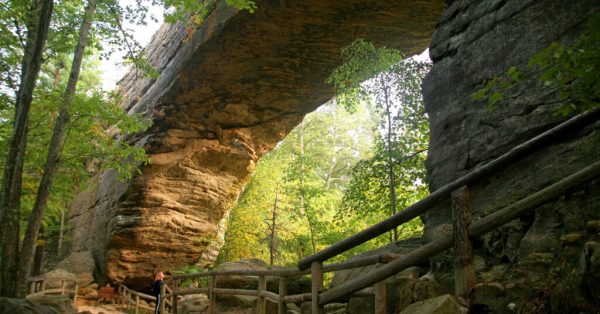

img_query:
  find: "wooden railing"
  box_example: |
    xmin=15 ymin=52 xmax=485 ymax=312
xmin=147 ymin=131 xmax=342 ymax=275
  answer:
xmin=118 ymin=283 xmax=175 ymax=314
xmin=114 ymin=108 xmax=600 ymax=314
xmin=162 ymin=252 xmax=401 ymax=314
xmin=26 ymin=276 xmax=78 ymax=304
xmin=298 ymin=108 xmax=600 ymax=312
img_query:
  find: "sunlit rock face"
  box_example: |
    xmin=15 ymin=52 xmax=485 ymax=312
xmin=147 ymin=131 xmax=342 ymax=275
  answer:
xmin=65 ymin=0 xmax=444 ymax=289
xmin=423 ymin=0 xmax=600 ymax=310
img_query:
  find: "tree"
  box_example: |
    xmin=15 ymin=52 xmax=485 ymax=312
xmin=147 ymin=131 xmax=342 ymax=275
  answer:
xmin=17 ymin=0 xmax=98 ymax=295
xmin=265 ymin=189 xmax=279 ymax=266
xmin=0 ymin=0 xmax=54 ymax=297
xmin=0 ymin=0 xmax=151 ymax=295
xmin=0 ymin=1 xmax=260 ymax=294
xmin=328 ymin=40 xmax=431 ymax=243
xmin=219 ymin=102 xmax=375 ymax=265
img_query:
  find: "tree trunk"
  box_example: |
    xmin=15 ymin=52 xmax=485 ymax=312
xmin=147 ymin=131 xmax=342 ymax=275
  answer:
xmin=32 ymin=227 xmax=45 ymax=276
xmin=17 ymin=0 xmax=97 ymax=296
xmin=299 ymin=121 xmax=317 ymax=254
xmin=269 ymin=191 xmax=279 ymax=266
xmin=57 ymin=208 xmax=65 ymax=255
xmin=0 ymin=0 xmax=54 ymax=297
xmin=381 ymin=77 xmax=398 ymax=242
xmin=324 ymin=155 xmax=337 ymax=190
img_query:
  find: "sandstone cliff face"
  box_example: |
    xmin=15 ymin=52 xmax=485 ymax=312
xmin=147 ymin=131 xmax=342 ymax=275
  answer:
xmin=423 ymin=0 xmax=600 ymax=310
xmin=65 ymin=0 xmax=444 ymax=289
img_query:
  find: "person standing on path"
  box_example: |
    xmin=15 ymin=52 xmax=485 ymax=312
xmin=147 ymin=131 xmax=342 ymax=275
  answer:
xmin=152 ymin=271 xmax=165 ymax=314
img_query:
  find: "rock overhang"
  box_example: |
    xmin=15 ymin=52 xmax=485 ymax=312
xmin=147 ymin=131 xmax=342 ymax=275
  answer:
xmin=66 ymin=0 xmax=445 ymax=289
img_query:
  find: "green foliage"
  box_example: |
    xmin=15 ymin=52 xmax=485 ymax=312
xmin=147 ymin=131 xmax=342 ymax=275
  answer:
xmin=337 ymin=58 xmax=431 ymax=242
xmin=225 ymin=0 xmax=257 ymax=13
xmin=0 ymin=0 xmax=166 ymax=246
xmin=0 ymin=54 xmax=150 ymax=230
xmin=161 ymin=0 xmax=256 ymax=25
xmin=473 ymin=13 xmax=600 ymax=115
xmin=327 ymin=39 xmax=430 ymax=242
xmin=0 ymin=0 xmax=29 ymax=95
xmin=173 ymin=265 xmax=209 ymax=288
xmin=219 ymin=103 xmax=376 ymax=265
xmin=326 ymin=39 xmax=402 ymax=111
xmin=124 ymin=54 xmax=161 ymax=79
xmin=162 ymin=0 xmax=215 ymax=25
xmin=220 ymin=42 xmax=431 ymax=265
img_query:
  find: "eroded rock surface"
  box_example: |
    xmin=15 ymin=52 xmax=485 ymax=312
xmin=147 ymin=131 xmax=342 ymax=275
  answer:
xmin=64 ymin=0 xmax=444 ymax=289
xmin=423 ymin=0 xmax=600 ymax=311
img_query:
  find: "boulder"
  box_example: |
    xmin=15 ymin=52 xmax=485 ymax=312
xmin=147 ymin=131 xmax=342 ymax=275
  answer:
xmin=331 ymin=238 xmax=425 ymax=288
xmin=471 ymin=282 xmax=506 ymax=311
xmin=27 ymin=295 xmax=77 ymax=314
xmin=31 ymin=268 xmax=78 ymax=294
xmin=0 ymin=297 xmax=57 ymax=314
xmin=215 ymin=258 xmax=269 ymax=289
xmin=413 ymin=276 xmax=444 ymax=302
xmin=56 ymin=251 xmax=96 ymax=288
xmin=583 ymin=241 xmax=600 ymax=302
xmin=399 ymin=294 xmax=467 ymax=314
xmin=331 ymin=239 xmax=437 ymax=314
xmin=178 ymin=294 xmax=209 ymax=314
xmin=301 ymin=302 xmax=347 ymax=314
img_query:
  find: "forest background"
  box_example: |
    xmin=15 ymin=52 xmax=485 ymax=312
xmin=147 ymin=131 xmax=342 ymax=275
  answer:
xmin=0 ymin=0 xmax=431 ymax=297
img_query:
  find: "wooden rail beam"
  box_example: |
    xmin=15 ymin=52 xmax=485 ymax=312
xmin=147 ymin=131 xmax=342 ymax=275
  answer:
xmin=318 ymin=160 xmax=600 ymax=304
xmin=298 ymin=108 xmax=600 ymax=270
xmin=176 ymin=287 xmax=209 ymax=295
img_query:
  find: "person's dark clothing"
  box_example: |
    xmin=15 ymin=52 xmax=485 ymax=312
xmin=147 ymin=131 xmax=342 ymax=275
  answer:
xmin=152 ymin=279 xmax=164 ymax=314
xmin=151 ymin=279 xmax=163 ymax=296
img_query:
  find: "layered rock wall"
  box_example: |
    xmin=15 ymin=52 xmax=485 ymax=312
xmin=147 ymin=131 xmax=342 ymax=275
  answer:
xmin=65 ymin=0 xmax=444 ymax=289
xmin=423 ymin=0 xmax=600 ymax=309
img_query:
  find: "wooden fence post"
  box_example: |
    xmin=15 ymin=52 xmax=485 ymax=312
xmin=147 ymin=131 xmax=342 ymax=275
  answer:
xmin=160 ymin=282 xmax=166 ymax=313
xmin=311 ymin=261 xmax=325 ymax=314
xmin=208 ymin=275 xmax=216 ymax=314
xmin=60 ymin=280 xmax=65 ymax=295
xmin=172 ymin=279 xmax=178 ymax=314
xmin=29 ymin=281 xmax=35 ymax=294
xmin=374 ymin=280 xmax=386 ymax=314
xmin=278 ymin=276 xmax=288 ymax=314
xmin=257 ymin=276 xmax=267 ymax=314
xmin=73 ymin=283 xmax=78 ymax=304
xmin=452 ymin=185 xmax=475 ymax=299
xmin=135 ymin=294 xmax=139 ymax=314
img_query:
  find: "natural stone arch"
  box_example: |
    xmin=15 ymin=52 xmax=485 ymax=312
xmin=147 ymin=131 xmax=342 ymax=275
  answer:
xmin=66 ymin=0 xmax=444 ymax=288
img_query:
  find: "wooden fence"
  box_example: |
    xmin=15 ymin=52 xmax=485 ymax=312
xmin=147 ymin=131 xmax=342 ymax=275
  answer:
xmin=26 ymin=276 xmax=78 ymax=304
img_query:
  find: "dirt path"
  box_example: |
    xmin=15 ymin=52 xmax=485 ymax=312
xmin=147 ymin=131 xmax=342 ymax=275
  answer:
xmin=77 ymin=304 xmax=128 ymax=314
